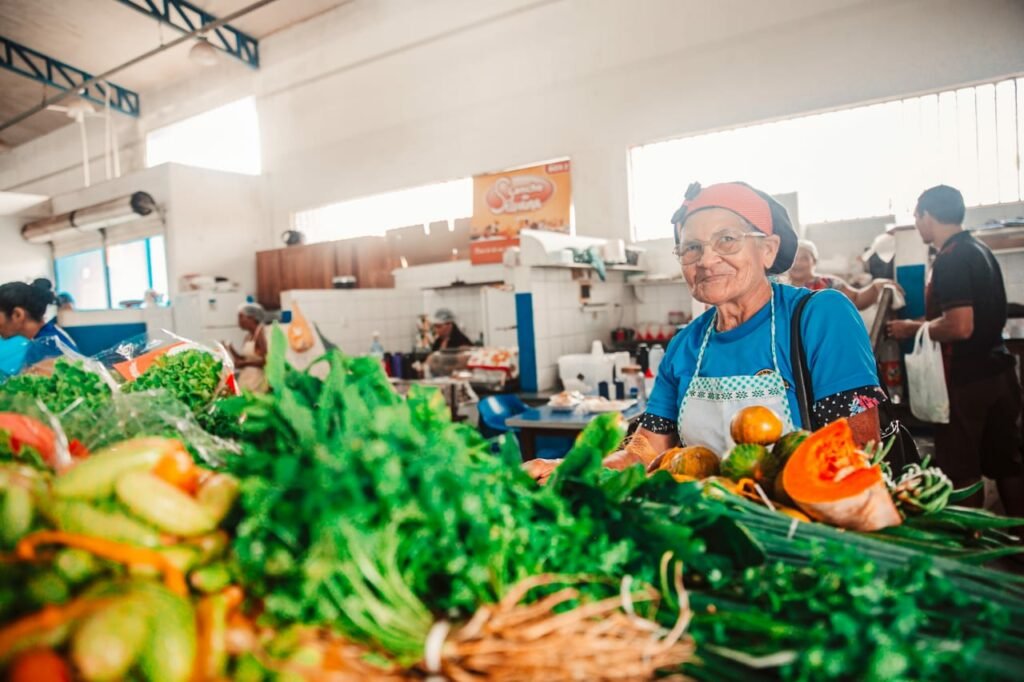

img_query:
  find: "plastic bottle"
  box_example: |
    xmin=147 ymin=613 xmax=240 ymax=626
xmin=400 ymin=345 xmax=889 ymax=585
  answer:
xmin=648 ymin=344 xmax=665 ymax=378
xmin=369 ymin=332 xmax=385 ymax=359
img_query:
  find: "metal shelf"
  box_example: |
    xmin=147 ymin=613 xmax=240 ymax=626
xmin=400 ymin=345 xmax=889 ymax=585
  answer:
xmin=422 ymin=280 xmax=505 ymax=290
xmin=626 ymin=277 xmax=686 ymax=286
xmin=531 ymin=263 xmax=645 ymax=272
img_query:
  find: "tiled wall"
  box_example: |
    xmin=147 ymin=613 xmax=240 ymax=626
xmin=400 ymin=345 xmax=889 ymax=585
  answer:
xmin=283 ymin=284 xmax=518 ymax=356
xmin=526 ymin=268 xmax=638 ymax=391
xmin=281 ymin=289 xmax=423 ymax=354
xmin=633 ymin=282 xmax=692 ymax=330
xmin=995 ymin=251 xmax=1024 ymax=304
xmin=424 ymin=287 xmax=484 ymax=345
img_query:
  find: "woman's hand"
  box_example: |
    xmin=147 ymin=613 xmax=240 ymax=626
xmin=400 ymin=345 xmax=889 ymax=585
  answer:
xmin=523 ymin=458 xmax=562 ymax=484
xmin=601 ymin=449 xmax=643 ymax=471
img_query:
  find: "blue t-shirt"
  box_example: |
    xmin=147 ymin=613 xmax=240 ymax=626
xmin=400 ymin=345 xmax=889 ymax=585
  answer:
xmin=646 ymin=283 xmax=879 ymax=429
xmin=22 ymin=319 xmax=79 ymax=368
xmin=0 ymin=336 xmax=30 ymax=377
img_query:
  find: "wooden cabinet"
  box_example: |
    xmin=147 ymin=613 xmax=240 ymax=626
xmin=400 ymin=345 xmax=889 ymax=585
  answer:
xmin=279 ymin=243 xmax=336 ymax=291
xmin=353 ymin=237 xmax=395 ymax=289
xmin=255 ymin=238 xmax=397 ymax=309
xmin=256 ymin=250 xmax=283 ymax=309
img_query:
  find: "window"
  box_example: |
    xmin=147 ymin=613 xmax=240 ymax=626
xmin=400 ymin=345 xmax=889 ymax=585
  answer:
xmin=55 ymin=249 xmax=107 ymax=310
xmin=54 ymin=236 xmax=169 ymax=310
xmin=629 ymin=77 xmax=1024 ymax=241
xmin=293 ymin=178 xmax=473 ymax=243
xmin=146 ymin=97 xmax=261 ymax=175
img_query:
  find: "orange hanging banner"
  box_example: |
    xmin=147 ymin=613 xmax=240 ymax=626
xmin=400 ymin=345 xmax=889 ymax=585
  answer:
xmin=470 ymin=160 xmax=571 ymax=264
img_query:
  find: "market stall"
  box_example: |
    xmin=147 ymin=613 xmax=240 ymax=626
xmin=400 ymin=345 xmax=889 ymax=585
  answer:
xmin=1 ymin=327 xmax=1022 ymax=681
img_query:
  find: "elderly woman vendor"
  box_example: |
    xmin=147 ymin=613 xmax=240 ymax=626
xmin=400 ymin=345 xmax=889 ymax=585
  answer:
xmin=528 ymin=182 xmax=886 ymax=480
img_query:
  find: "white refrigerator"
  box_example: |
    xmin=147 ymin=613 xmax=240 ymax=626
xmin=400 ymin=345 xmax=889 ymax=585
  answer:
xmin=172 ymin=291 xmax=249 ymax=348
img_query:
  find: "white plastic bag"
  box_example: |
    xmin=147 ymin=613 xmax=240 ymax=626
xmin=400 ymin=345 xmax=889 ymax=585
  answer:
xmin=905 ymin=324 xmax=949 ymax=424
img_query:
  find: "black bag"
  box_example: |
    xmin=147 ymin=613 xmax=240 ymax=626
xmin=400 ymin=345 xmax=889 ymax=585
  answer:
xmin=790 ymin=291 xmax=921 ymax=471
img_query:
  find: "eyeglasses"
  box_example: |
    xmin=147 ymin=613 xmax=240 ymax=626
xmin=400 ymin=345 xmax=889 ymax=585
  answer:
xmin=673 ymin=230 xmax=766 ymax=265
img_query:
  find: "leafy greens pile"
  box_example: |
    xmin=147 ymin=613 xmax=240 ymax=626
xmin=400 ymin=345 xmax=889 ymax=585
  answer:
xmin=0 ymin=359 xmax=111 ymax=415
xmin=123 ymin=350 xmax=236 ymax=437
xmin=225 ymin=327 xmax=758 ymax=664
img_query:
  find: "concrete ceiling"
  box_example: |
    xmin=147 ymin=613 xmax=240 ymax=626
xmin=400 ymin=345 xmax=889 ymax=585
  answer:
xmin=0 ymin=0 xmax=344 ymax=148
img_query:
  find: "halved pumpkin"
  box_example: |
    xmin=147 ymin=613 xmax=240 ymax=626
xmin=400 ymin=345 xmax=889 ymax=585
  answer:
xmin=780 ymin=418 xmax=901 ymax=531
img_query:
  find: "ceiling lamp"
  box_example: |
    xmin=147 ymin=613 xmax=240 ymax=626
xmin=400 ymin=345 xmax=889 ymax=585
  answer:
xmin=189 ymin=36 xmax=218 ymax=67
xmin=63 ymin=97 xmax=96 ymax=119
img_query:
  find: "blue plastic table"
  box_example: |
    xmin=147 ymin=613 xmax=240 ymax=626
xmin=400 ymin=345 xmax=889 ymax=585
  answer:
xmin=505 ymin=403 xmax=644 ymax=460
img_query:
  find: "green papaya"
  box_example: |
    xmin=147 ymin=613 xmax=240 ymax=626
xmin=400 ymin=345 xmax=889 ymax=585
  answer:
xmin=54 ymin=438 xmax=175 ymax=499
xmin=134 ymin=582 xmax=197 ymax=682
xmin=40 ymin=499 xmax=163 ymax=548
xmin=720 ymin=444 xmax=770 ymax=482
xmin=195 ymin=473 xmax=240 ymax=523
xmin=115 ymin=471 xmax=216 ymax=537
xmin=71 ymin=594 xmax=152 ymax=682
xmin=0 ymin=485 xmax=34 ymax=547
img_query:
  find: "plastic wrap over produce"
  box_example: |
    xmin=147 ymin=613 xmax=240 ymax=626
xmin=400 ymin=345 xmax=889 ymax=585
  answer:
xmin=0 ymin=393 xmax=74 ymax=471
xmin=0 ymin=331 xmax=243 ymax=465
xmin=67 ymin=390 xmax=239 ymax=468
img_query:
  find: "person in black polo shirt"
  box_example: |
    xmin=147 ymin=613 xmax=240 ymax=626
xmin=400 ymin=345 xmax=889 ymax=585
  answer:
xmin=888 ymin=185 xmax=1024 ymax=515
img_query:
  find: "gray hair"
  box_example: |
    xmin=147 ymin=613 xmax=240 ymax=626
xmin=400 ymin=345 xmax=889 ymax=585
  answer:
xmin=238 ymin=303 xmax=266 ymax=323
xmin=797 ymin=239 xmax=819 ymax=262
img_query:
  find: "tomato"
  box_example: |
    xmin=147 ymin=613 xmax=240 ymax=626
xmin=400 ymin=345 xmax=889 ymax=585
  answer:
xmin=151 ymin=445 xmax=201 ymax=494
xmin=0 ymin=413 xmax=57 ymax=466
xmin=8 ymin=648 xmax=72 ymax=682
xmin=68 ymin=439 xmax=90 ymax=459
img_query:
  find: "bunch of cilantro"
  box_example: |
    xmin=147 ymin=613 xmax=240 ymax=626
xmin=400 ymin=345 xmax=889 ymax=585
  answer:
xmin=225 ymin=327 xmax=755 ymax=664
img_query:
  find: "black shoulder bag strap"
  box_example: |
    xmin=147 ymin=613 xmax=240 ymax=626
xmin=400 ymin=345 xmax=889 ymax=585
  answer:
xmin=790 ymin=291 xmax=820 ymax=430
xmin=789 ymin=289 xmax=921 ymax=468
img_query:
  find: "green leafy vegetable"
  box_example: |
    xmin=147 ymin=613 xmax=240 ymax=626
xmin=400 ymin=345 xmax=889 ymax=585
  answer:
xmin=0 ymin=359 xmax=111 ymax=415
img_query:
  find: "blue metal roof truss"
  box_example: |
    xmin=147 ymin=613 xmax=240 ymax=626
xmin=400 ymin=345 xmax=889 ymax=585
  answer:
xmin=115 ymin=0 xmax=260 ymax=68
xmin=0 ymin=35 xmax=141 ymax=117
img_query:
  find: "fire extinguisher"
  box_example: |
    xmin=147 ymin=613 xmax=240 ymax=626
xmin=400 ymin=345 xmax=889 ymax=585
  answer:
xmin=877 ymin=339 xmax=904 ymax=404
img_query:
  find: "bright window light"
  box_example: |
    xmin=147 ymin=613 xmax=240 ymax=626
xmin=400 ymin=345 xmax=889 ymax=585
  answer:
xmin=629 ymin=77 xmax=1024 ymax=241
xmin=294 ymin=178 xmax=473 ymax=243
xmin=146 ymin=97 xmax=261 ymax=175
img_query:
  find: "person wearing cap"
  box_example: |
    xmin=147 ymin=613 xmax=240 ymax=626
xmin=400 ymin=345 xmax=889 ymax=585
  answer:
xmin=431 ymin=308 xmax=473 ymax=351
xmin=227 ymin=303 xmax=268 ymax=392
xmin=526 ymin=182 xmax=886 ymax=483
xmin=887 ymin=185 xmax=1023 ymax=514
xmin=788 ymin=239 xmax=900 ymax=311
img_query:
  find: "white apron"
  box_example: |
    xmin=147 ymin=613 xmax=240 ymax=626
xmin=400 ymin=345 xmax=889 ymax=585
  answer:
xmin=677 ymin=295 xmax=796 ymax=457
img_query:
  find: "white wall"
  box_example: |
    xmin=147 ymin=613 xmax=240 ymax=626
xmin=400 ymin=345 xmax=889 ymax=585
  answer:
xmin=3 ymin=0 xmax=1024 ymax=247
xmin=163 ymin=165 xmax=269 ymax=296
xmin=0 ymin=217 xmax=52 ymax=284
xmin=281 ymin=288 xmax=424 ymax=354
xmin=996 ymin=252 xmax=1024 ymax=305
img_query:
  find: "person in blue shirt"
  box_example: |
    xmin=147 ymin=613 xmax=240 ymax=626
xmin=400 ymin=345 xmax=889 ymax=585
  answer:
xmin=526 ymin=182 xmax=885 ymax=482
xmin=0 ymin=278 xmax=79 ymax=371
xmin=0 ymin=336 xmax=30 ymax=378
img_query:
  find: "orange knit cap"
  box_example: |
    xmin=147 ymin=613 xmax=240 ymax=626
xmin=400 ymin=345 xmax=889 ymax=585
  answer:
xmin=677 ymin=182 xmax=774 ymax=235
xmin=670 ymin=181 xmax=798 ymax=274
